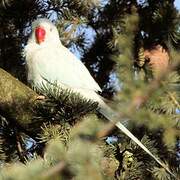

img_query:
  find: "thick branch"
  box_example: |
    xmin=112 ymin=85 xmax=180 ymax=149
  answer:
xmin=0 ymin=68 xmax=41 ymax=132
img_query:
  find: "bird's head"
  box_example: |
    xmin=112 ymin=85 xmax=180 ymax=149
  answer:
xmin=31 ymin=18 xmax=61 ymax=45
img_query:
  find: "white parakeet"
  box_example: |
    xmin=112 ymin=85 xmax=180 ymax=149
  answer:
xmin=24 ymin=18 xmax=174 ymax=176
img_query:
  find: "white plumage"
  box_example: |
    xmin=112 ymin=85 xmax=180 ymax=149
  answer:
xmin=24 ymin=18 xmax=174 ymax=177
xmin=25 ymin=18 xmax=102 ymax=103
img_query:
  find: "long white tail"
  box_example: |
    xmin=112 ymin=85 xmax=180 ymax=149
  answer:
xmin=98 ymin=102 xmax=175 ymax=178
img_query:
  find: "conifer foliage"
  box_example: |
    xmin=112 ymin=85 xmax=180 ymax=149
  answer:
xmin=0 ymin=0 xmax=179 ymax=179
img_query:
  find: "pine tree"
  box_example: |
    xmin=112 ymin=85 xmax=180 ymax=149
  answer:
xmin=0 ymin=0 xmax=179 ymax=179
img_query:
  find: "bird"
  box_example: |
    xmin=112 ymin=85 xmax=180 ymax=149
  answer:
xmin=24 ymin=18 xmax=174 ymax=177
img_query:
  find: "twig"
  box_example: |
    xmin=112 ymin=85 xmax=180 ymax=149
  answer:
xmin=41 ymin=161 xmax=66 ymax=178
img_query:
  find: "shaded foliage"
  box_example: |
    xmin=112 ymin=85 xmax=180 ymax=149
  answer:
xmin=0 ymin=0 xmax=179 ymax=179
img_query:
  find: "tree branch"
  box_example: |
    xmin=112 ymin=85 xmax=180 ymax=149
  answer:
xmin=0 ymin=68 xmax=43 ymax=133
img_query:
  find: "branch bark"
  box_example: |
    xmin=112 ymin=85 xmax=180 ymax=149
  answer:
xmin=0 ymin=68 xmax=42 ymax=133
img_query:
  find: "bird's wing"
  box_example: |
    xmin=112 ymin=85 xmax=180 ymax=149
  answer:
xmin=34 ymin=44 xmax=102 ymax=92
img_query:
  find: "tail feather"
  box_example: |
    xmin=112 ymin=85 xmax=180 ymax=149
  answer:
xmin=98 ymin=102 xmax=176 ymax=178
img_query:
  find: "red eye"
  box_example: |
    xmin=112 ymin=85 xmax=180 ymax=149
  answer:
xmin=35 ymin=27 xmax=46 ymax=44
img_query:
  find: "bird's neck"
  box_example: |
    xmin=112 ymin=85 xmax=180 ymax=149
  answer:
xmin=26 ymin=39 xmax=61 ymax=50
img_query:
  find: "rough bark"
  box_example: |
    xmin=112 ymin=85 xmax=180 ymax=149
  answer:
xmin=0 ymin=68 xmax=42 ymax=133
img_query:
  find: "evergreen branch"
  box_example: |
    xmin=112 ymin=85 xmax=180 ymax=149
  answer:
xmin=0 ymin=68 xmax=98 ymax=136
xmin=131 ymin=60 xmax=180 ymax=108
xmin=167 ymin=91 xmax=180 ymax=109
xmin=95 ymin=61 xmax=180 ymax=143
